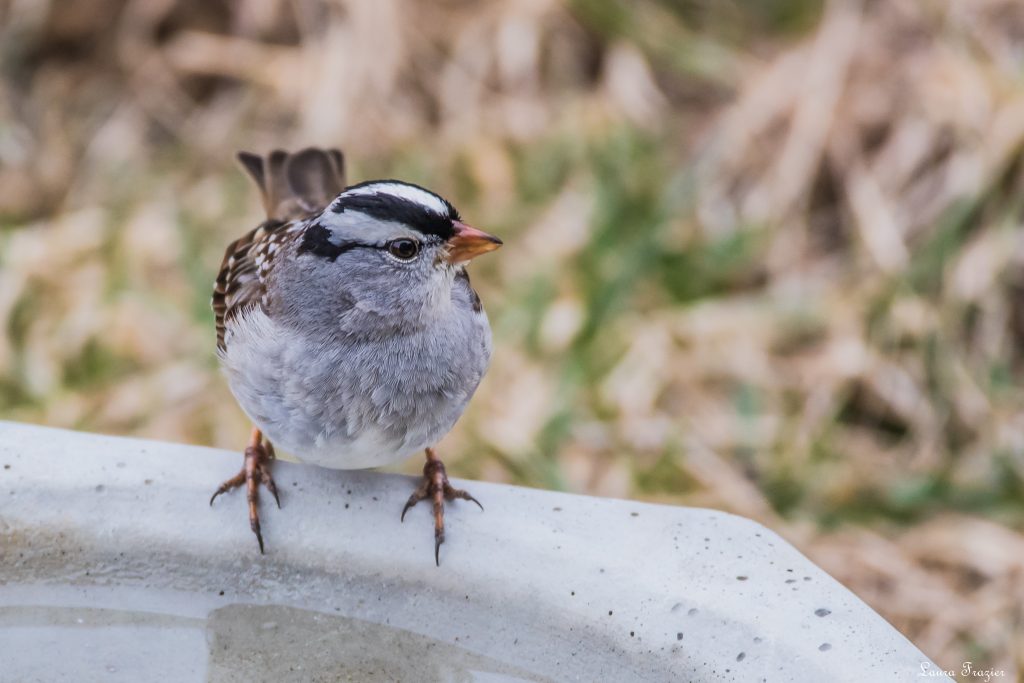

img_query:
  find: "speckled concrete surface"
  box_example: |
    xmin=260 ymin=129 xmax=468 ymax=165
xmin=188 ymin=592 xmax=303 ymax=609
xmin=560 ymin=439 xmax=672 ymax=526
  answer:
xmin=0 ymin=422 xmax=945 ymax=682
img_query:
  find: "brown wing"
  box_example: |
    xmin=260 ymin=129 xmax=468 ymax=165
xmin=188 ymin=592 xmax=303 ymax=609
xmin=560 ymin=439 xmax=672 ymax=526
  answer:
xmin=213 ymin=148 xmax=347 ymax=351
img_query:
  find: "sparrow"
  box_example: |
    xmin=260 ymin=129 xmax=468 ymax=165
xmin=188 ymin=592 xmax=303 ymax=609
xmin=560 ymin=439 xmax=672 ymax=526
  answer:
xmin=209 ymin=147 xmax=501 ymax=565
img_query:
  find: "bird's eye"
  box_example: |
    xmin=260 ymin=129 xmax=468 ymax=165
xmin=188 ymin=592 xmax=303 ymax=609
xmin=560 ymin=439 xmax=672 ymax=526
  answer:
xmin=386 ymin=238 xmax=420 ymax=261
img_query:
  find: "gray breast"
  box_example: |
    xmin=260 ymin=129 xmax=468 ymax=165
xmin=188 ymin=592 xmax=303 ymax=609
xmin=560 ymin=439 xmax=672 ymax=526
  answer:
xmin=220 ymin=273 xmax=491 ymax=469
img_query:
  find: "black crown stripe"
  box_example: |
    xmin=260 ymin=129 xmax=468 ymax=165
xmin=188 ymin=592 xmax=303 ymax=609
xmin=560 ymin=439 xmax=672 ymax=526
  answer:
xmin=330 ymin=182 xmax=459 ymax=240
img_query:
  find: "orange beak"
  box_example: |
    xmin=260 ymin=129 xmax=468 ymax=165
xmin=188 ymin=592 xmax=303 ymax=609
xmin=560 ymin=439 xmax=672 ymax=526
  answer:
xmin=445 ymin=221 xmax=503 ymax=263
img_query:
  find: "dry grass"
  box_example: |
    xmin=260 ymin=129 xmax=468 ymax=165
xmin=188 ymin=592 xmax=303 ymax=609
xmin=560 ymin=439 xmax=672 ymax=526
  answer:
xmin=1 ymin=0 xmax=1023 ymax=675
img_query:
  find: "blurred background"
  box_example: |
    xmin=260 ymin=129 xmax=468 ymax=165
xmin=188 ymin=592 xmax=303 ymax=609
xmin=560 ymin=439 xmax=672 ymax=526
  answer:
xmin=1 ymin=0 xmax=1023 ymax=675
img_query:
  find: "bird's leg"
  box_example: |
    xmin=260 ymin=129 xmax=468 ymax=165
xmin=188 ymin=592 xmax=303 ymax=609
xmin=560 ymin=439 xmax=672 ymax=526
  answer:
xmin=209 ymin=427 xmax=280 ymax=554
xmin=401 ymin=447 xmax=483 ymax=566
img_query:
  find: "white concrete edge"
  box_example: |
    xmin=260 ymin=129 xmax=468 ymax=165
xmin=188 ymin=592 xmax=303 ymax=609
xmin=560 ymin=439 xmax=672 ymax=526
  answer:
xmin=0 ymin=421 xmax=947 ymax=682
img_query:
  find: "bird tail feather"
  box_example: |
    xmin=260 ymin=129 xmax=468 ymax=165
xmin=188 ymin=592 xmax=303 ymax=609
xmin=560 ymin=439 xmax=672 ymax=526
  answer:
xmin=236 ymin=147 xmax=347 ymax=221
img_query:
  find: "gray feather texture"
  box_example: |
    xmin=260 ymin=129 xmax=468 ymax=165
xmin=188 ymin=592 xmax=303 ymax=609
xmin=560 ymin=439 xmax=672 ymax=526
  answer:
xmin=217 ymin=177 xmax=493 ymax=470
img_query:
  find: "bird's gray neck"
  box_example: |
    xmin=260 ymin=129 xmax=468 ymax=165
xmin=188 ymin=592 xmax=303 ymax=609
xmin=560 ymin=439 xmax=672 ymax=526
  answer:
xmin=268 ymin=255 xmax=457 ymax=341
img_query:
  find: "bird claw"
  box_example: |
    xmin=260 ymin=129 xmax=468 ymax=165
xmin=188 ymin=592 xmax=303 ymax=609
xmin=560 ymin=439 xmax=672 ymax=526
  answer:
xmin=400 ymin=448 xmax=483 ymax=566
xmin=251 ymin=516 xmax=265 ymax=555
xmin=445 ymin=484 xmax=484 ymax=512
xmin=209 ymin=429 xmax=280 ymax=554
xmin=209 ymin=471 xmax=245 ymax=506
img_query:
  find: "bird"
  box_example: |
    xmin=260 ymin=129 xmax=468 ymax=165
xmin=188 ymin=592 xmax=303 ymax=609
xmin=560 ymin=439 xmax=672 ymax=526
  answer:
xmin=208 ymin=147 xmax=501 ymax=565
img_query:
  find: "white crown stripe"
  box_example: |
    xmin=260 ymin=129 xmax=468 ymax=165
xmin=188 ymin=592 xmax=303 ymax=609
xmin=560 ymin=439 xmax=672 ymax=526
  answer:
xmin=342 ymin=182 xmax=449 ymax=216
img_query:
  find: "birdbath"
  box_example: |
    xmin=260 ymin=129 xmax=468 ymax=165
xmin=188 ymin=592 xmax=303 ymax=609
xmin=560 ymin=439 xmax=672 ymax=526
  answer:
xmin=0 ymin=421 xmax=945 ymax=681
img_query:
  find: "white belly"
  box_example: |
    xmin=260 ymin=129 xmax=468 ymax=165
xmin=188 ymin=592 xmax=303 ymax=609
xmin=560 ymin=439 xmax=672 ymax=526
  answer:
xmin=263 ymin=412 xmax=438 ymax=470
xmin=219 ymin=306 xmax=486 ymax=470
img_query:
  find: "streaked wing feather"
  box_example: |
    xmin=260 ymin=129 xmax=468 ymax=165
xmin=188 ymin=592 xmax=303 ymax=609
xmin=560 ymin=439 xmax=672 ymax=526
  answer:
xmin=213 ymin=220 xmax=291 ymax=351
xmin=215 ymin=147 xmax=347 ymax=351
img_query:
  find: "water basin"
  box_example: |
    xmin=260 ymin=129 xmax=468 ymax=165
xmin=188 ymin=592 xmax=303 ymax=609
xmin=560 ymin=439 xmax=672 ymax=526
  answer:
xmin=0 ymin=422 xmax=944 ymax=681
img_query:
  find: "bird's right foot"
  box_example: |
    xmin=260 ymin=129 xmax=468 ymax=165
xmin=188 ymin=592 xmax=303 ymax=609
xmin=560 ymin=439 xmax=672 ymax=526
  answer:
xmin=209 ymin=427 xmax=280 ymax=554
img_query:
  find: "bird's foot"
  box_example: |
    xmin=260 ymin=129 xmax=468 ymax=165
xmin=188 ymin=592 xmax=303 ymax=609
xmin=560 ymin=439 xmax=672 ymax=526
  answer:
xmin=401 ymin=448 xmax=483 ymax=566
xmin=209 ymin=428 xmax=280 ymax=554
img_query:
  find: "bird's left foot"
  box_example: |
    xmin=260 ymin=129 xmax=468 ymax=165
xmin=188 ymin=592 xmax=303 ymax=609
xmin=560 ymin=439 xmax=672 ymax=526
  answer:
xmin=401 ymin=447 xmax=483 ymax=566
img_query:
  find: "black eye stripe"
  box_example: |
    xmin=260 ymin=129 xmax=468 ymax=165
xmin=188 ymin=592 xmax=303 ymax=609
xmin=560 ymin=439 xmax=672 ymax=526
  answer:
xmin=297 ymin=222 xmax=354 ymax=261
xmin=299 ymin=224 xmax=426 ymax=262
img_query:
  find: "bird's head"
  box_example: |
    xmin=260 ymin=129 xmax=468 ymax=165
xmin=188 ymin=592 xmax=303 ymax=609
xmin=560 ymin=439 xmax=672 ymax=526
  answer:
xmin=303 ymin=180 xmax=501 ymax=268
xmin=284 ymin=180 xmax=501 ymax=328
